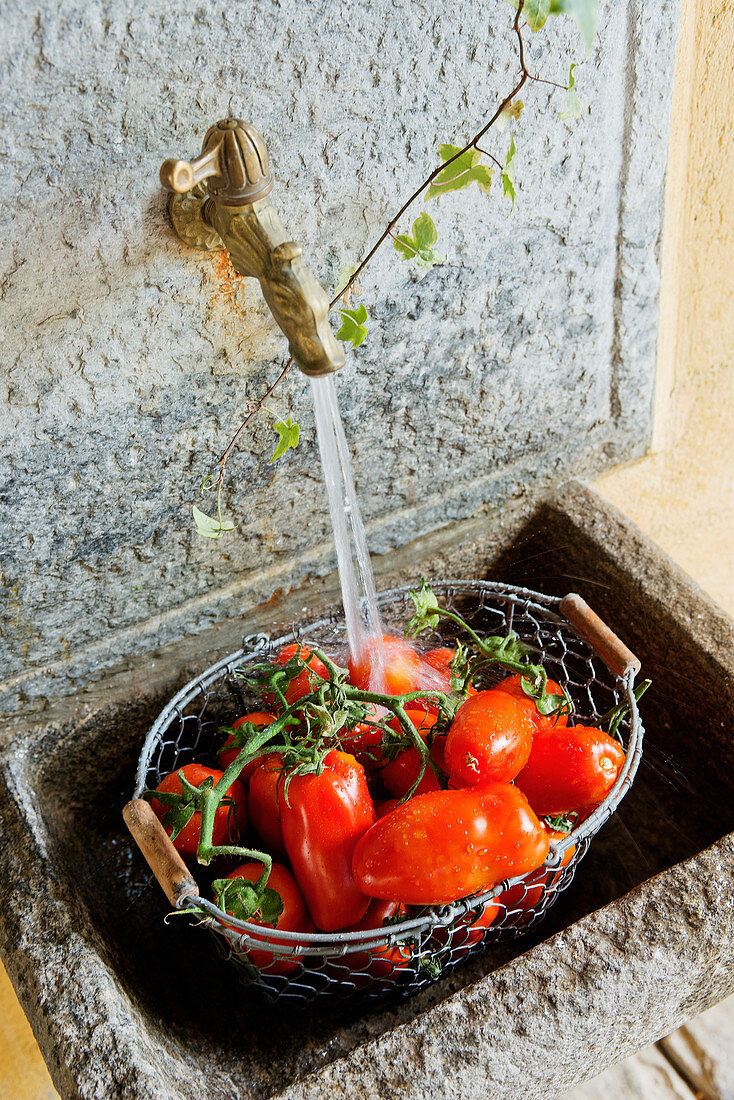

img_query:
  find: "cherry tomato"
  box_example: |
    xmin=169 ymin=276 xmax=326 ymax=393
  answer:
xmin=380 ymin=709 xmax=443 ymax=798
xmin=353 ymin=783 xmax=549 ymax=905
xmin=498 ymin=825 xmax=576 ymax=913
xmin=348 ymin=634 xmax=425 ymax=696
xmin=444 ymin=690 xmax=534 ymax=787
xmin=493 ymin=674 xmax=570 ymax=731
xmin=248 ymin=753 xmax=287 ymax=859
xmin=225 ymin=862 xmax=313 ymax=975
xmin=515 ymin=725 xmax=626 ymax=815
xmin=219 ymin=711 xmax=278 ymax=774
xmin=150 ymin=763 xmax=247 ymax=859
xmin=280 ymin=750 xmax=375 ymax=931
xmin=341 ymin=899 xmax=413 ymax=977
xmin=266 ymin=643 xmax=328 ymax=708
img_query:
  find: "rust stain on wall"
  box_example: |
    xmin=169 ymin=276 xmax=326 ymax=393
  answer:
xmin=204 ymin=250 xmax=284 ymax=377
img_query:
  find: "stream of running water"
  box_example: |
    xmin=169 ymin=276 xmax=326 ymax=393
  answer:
xmin=310 ymin=374 xmax=385 ymax=684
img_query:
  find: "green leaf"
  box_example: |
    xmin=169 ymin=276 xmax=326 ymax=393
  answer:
xmin=559 ymin=63 xmax=583 ymax=120
xmin=393 ymin=213 xmax=445 ymax=270
xmin=502 ymin=135 xmax=517 ymax=208
xmin=425 ymin=144 xmax=493 ymax=201
xmin=523 ymin=0 xmax=552 ymax=31
xmin=334 ymin=264 xmax=359 ymax=298
xmin=269 ymin=415 xmax=300 ymax=463
xmin=549 ymin=0 xmax=597 ymax=50
xmin=336 ymin=304 xmax=368 ymax=348
xmin=543 ymin=812 xmax=578 ymax=833
xmin=192 ymin=504 xmax=235 ymax=539
xmin=213 ymin=876 xmax=285 ymax=927
xmin=407 ymin=579 xmax=441 ymax=636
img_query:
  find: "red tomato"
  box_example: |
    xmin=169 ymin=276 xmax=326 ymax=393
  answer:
xmin=493 ymin=674 xmax=570 ymax=731
xmin=266 ymin=643 xmax=328 ymax=708
xmin=150 ymin=763 xmax=247 ymax=859
xmin=515 ymin=725 xmax=626 ymax=815
xmin=422 ymin=647 xmax=456 ymax=675
xmin=280 ymin=750 xmax=375 ymax=931
xmin=341 ymin=899 xmax=413 ymax=977
xmin=219 ymin=711 xmax=277 ymax=773
xmin=444 ymin=690 xmax=534 ymax=787
xmin=464 ymin=898 xmax=501 ymax=947
xmin=224 ymin=862 xmax=313 ymax=974
xmin=248 ymin=753 xmax=287 ymax=859
xmin=433 ymin=896 xmax=501 ymax=961
xmin=380 ymin=709 xmax=443 ymax=798
xmin=339 ymin=705 xmax=383 ymax=760
xmin=375 ymin=798 xmax=401 ymax=819
xmin=498 ymin=826 xmax=576 ymax=913
xmin=353 ymin=783 xmax=549 ymax=905
xmin=348 ymin=634 xmax=425 ymax=696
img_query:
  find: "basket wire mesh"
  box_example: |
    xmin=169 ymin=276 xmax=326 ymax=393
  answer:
xmin=133 ymin=580 xmax=643 ymax=1006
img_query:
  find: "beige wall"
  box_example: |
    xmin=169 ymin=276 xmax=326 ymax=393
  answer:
xmin=596 ymin=0 xmax=734 ymax=615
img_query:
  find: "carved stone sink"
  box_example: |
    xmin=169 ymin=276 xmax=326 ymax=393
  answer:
xmin=1 ymin=481 xmax=732 ymax=1099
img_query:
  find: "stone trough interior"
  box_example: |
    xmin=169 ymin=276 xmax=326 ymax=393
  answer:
xmin=3 ymin=483 xmax=733 ymax=1099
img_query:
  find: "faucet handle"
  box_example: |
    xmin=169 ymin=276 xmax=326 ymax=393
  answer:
xmin=160 ymin=119 xmax=274 ymax=206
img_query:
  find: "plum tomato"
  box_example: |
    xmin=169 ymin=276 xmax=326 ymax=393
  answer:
xmin=280 ymin=750 xmax=375 ymax=931
xmin=150 ymin=763 xmax=248 ymax=859
xmin=464 ymin=898 xmax=500 ymax=947
xmin=375 ymin=797 xmax=402 ymax=818
xmin=422 ymin=647 xmax=456 ymax=676
xmin=493 ymin=674 xmax=570 ymax=731
xmin=219 ymin=711 xmax=278 ymax=774
xmin=497 ymin=824 xmax=575 ymax=913
xmin=340 ymin=898 xmax=413 ymax=977
xmin=433 ymin=895 xmax=500 ymax=961
xmin=266 ymin=643 xmax=328 ymax=708
xmin=248 ymin=753 xmax=287 ymax=859
xmin=380 ymin=709 xmax=443 ymax=798
xmin=348 ymin=634 xmax=426 ymax=696
xmin=444 ymin=690 xmax=534 ymax=787
xmin=515 ymin=725 xmax=626 ymax=815
xmin=339 ymin=705 xmax=383 ymax=760
xmin=352 ymin=783 xmax=549 ymax=905
xmin=225 ymin=862 xmax=313 ymax=975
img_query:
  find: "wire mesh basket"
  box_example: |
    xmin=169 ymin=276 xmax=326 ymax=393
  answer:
xmin=128 ymin=580 xmax=644 ymax=1006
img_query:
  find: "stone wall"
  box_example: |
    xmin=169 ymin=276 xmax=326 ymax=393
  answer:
xmin=0 ymin=0 xmax=679 ymax=710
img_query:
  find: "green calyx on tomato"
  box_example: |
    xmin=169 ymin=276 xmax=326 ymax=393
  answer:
xmin=542 ymin=812 xmax=578 ymax=833
xmin=212 ymin=874 xmax=284 ymax=927
xmin=147 ymin=771 xmax=241 ymax=843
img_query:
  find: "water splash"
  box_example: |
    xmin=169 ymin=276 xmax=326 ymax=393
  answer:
xmin=311 ymin=374 xmax=385 ymax=685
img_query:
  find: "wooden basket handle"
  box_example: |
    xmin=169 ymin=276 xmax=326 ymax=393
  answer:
xmin=559 ymin=593 xmax=641 ymax=679
xmin=123 ymin=798 xmax=200 ymax=908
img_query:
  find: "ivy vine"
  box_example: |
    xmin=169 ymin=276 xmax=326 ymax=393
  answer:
xmin=195 ymin=0 xmax=597 ymax=536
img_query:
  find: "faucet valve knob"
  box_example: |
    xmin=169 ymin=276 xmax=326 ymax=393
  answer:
xmin=160 ymin=118 xmax=273 ymax=206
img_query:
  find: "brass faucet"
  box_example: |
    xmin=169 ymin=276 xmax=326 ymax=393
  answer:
xmin=160 ymin=119 xmax=345 ymax=377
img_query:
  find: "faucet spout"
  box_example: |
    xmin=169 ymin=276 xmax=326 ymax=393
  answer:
xmin=208 ymin=199 xmax=345 ymax=377
xmin=160 ymin=119 xmax=345 ymax=377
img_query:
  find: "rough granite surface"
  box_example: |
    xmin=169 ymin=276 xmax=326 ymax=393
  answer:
xmin=0 ymin=0 xmax=679 ymax=710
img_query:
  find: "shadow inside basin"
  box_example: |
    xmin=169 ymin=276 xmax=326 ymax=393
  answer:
xmin=30 ymin=500 xmax=734 ymax=1093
